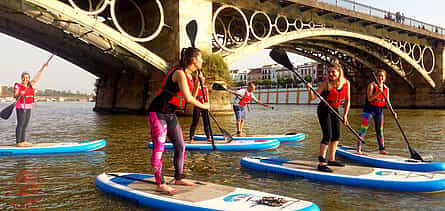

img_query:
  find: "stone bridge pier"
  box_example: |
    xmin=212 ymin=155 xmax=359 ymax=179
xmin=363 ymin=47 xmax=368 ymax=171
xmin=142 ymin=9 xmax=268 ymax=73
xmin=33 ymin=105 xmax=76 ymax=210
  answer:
xmin=92 ymin=0 xmax=219 ymax=114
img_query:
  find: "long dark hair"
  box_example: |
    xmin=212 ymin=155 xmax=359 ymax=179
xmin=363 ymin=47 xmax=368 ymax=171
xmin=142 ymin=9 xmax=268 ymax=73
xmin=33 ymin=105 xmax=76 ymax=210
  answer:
xmin=180 ymin=47 xmax=201 ymax=68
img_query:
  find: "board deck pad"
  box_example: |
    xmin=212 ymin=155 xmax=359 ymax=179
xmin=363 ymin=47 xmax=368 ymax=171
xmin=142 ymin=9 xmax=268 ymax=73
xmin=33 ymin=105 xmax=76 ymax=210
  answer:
xmin=96 ymin=173 xmax=320 ymax=211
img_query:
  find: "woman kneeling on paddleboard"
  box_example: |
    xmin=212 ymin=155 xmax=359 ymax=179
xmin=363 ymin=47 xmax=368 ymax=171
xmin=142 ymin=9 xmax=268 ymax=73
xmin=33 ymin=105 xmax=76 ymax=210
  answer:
xmin=14 ymin=60 xmax=50 ymax=147
xmin=306 ymin=63 xmax=350 ymax=172
xmin=356 ymin=69 xmax=396 ymax=155
xmin=147 ymin=47 xmax=209 ymax=194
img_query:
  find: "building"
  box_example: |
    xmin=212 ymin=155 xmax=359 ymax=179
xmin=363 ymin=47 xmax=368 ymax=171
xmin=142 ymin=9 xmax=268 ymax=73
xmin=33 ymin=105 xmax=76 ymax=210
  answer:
xmin=230 ymin=68 xmax=249 ymax=84
xmin=296 ymin=62 xmax=328 ymax=82
xmin=247 ymin=68 xmax=262 ymax=82
xmin=230 ymin=62 xmax=327 ymax=84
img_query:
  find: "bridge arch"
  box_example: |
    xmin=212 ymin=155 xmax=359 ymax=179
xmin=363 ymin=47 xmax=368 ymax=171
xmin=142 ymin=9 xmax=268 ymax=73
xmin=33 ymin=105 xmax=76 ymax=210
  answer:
xmin=15 ymin=0 xmax=168 ymax=75
xmin=222 ymin=28 xmax=436 ymax=88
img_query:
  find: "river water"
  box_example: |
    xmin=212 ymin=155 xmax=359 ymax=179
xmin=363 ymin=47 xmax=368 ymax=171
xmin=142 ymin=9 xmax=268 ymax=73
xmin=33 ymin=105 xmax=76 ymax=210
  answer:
xmin=0 ymin=102 xmax=444 ymax=210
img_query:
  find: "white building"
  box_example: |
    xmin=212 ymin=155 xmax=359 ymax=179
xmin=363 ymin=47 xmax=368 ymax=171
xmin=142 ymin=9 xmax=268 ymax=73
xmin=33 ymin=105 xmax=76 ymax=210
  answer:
xmin=230 ymin=62 xmax=327 ymax=84
xmin=230 ymin=69 xmax=249 ymax=84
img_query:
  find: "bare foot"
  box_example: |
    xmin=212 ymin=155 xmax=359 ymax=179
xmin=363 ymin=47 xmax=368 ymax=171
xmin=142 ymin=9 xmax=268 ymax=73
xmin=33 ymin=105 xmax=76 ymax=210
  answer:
xmin=355 ymin=151 xmax=363 ymax=155
xmin=156 ymin=184 xmax=177 ymax=194
xmin=189 ymin=139 xmax=195 ymax=144
xmin=175 ymin=179 xmax=195 ymax=186
xmin=379 ymin=150 xmax=388 ymax=155
xmin=16 ymin=141 xmax=32 ymax=147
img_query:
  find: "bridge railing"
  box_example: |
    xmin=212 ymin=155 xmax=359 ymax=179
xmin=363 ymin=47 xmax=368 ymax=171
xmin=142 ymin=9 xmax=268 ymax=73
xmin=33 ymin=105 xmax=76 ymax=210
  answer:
xmin=317 ymin=0 xmax=445 ymax=36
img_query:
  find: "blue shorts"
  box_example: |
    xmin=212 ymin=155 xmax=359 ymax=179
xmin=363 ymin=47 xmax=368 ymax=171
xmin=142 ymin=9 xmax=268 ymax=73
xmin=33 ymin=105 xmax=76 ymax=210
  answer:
xmin=233 ymin=105 xmax=246 ymax=121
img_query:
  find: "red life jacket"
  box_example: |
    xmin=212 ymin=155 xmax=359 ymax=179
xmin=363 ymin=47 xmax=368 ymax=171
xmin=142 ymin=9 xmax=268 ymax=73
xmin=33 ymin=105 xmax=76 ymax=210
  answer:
xmin=196 ymin=87 xmax=208 ymax=103
xmin=370 ymin=83 xmax=387 ymax=107
xmin=15 ymin=83 xmax=35 ymax=104
xmin=326 ymin=81 xmax=348 ymax=109
xmin=156 ymin=66 xmax=194 ymax=109
xmin=238 ymin=90 xmax=252 ymax=107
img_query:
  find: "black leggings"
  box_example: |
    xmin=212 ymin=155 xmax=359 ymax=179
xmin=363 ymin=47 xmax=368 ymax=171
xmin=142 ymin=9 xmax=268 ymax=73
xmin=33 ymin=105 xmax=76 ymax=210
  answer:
xmin=16 ymin=108 xmax=31 ymax=143
xmin=189 ymin=107 xmax=211 ymax=140
xmin=317 ymin=105 xmax=340 ymax=145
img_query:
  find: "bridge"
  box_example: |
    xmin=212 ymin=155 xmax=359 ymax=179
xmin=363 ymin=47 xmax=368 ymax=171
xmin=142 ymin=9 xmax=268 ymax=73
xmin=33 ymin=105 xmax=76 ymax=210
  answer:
xmin=0 ymin=0 xmax=444 ymax=113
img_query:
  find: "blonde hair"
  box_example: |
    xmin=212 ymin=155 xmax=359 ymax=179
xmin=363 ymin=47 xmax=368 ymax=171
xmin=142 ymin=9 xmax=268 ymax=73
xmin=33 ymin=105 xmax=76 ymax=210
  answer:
xmin=328 ymin=63 xmax=345 ymax=85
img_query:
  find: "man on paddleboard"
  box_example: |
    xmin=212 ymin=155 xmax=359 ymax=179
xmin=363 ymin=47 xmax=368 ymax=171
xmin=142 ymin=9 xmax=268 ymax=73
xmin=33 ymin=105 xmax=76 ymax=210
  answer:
xmin=227 ymin=82 xmax=270 ymax=136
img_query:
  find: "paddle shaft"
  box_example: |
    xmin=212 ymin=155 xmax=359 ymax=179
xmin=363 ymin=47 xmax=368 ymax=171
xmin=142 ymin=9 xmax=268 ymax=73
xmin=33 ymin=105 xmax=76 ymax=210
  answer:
xmin=290 ymin=68 xmax=366 ymax=144
xmin=371 ymin=73 xmax=422 ymax=160
xmin=207 ymin=111 xmax=233 ymax=142
xmin=107 ymin=173 xmax=157 ymax=185
xmin=222 ymin=86 xmax=273 ymax=109
xmin=197 ymin=71 xmax=216 ymax=150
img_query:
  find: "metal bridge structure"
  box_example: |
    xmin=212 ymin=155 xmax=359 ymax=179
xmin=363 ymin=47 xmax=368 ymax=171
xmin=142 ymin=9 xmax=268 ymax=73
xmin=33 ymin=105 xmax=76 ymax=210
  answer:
xmin=0 ymin=0 xmax=444 ymax=113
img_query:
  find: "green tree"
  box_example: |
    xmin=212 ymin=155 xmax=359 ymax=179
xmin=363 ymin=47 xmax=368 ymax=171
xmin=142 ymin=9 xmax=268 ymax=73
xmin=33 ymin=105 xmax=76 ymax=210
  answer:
xmin=304 ymin=75 xmax=312 ymax=83
xmin=201 ymin=52 xmax=232 ymax=86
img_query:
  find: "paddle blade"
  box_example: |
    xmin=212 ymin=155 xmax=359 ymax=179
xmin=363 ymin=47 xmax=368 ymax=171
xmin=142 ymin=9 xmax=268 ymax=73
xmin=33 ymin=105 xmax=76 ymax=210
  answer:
xmin=186 ymin=20 xmax=198 ymax=48
xmin=221 ymin=128 xmax=233 ymax=143
xmin=0 ymin=103 xmax=15 ymax=120
xmin=408 ymin=147 xmax=424 ymax=161
xmin=269 ymin=48 xmax=294 ymax=70
xmin=212 ymin=83 xmax=227 ymax=91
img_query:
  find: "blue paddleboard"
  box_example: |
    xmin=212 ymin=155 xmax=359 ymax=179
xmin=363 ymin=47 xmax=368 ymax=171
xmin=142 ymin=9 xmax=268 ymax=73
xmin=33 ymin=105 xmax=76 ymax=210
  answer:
xmin=336 ymin=145 xmax=445 ymax=172
xmin=0 ymin=139 xmax=106 ymax=155
xmin=240 ymin=157 xmax=445 ymax=193
xmin=193 ymin=133 xmax=305 ymax=142
xmin=96 ymin=172 xmax=320 ymax=211
xmin=148 ymin=139 xmax=280 ymax=151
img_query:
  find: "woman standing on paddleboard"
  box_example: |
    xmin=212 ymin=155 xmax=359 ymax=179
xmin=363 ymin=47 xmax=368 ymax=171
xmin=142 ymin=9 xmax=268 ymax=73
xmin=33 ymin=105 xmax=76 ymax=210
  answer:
xmin=189 ymin=72 xmax=211 ymax=143
xmin=147 ymin=47 xmax=209 ymax=194
xmin=14 ymin=59 xmax=50 ymax=147
xmin=306 ymin=63 xmax=350 ymax=172
xmin=356 ymin=69 xmax=396 ymax=155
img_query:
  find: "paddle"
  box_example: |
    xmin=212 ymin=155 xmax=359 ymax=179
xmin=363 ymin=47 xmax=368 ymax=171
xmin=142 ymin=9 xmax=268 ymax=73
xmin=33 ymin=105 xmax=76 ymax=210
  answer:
xmin=107 ymin=173 xmax=158 ymax=185
xmin=207 ymin=112 xmax=233 ymax=143
xmin=212 ymin=83 xmax=275 ymax=110
xmin=0 ymin=55 xmax=54 ymax=120
xmin=371 ymin=72 xmax=424 ymax=161
xmin=269 ymin=47 xmax=366 ymax=144
xmin=186 ymin=20 xmax=216 ymax=150
xmin=0 ymin=102 xmax=17 ymax=120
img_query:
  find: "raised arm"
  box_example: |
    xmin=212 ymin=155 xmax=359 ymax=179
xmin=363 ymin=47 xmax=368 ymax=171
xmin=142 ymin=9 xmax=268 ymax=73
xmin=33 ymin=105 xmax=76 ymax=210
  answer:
xmin=30 ymin=58 xmax=50 ymax=87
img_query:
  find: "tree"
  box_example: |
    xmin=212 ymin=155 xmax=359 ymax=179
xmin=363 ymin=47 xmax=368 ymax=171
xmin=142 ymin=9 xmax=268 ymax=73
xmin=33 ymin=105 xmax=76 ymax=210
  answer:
xmin=304 ymin=75 xmax=312 ymax=83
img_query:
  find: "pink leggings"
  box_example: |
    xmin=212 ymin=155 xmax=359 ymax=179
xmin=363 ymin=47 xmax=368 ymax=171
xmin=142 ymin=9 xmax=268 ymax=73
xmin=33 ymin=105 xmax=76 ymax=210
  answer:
xmin=147 ymin=112 xmax=186 ymax=185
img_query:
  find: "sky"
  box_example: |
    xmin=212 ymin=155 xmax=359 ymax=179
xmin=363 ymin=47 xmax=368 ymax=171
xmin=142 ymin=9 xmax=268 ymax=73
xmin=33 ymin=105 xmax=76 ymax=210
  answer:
xmin=0 ymin=0 xmax=443 ymax=93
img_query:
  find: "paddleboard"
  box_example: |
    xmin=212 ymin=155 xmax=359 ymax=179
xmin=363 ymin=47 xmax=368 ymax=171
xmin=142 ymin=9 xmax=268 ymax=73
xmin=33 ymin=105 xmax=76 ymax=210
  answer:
xmin=193 ymin=133 xmax=305 ymax=142
xmin=336 ymin=145 xmax=445 ymax=172
xmin=240 ymin=157 xmax=445 ymax=193
xmin=0 ymin=139 xmax=106 ymax=155
xmin=148 ymin=139 xmax=280 ymax=151
xmin=96 ymin=172 xmax=320 ymax=211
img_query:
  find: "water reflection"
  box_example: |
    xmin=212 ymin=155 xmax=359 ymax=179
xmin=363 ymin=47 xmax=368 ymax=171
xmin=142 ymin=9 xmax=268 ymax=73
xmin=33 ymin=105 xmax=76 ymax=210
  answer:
xmin=0 ymin=151 xmax=105 ymax=210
